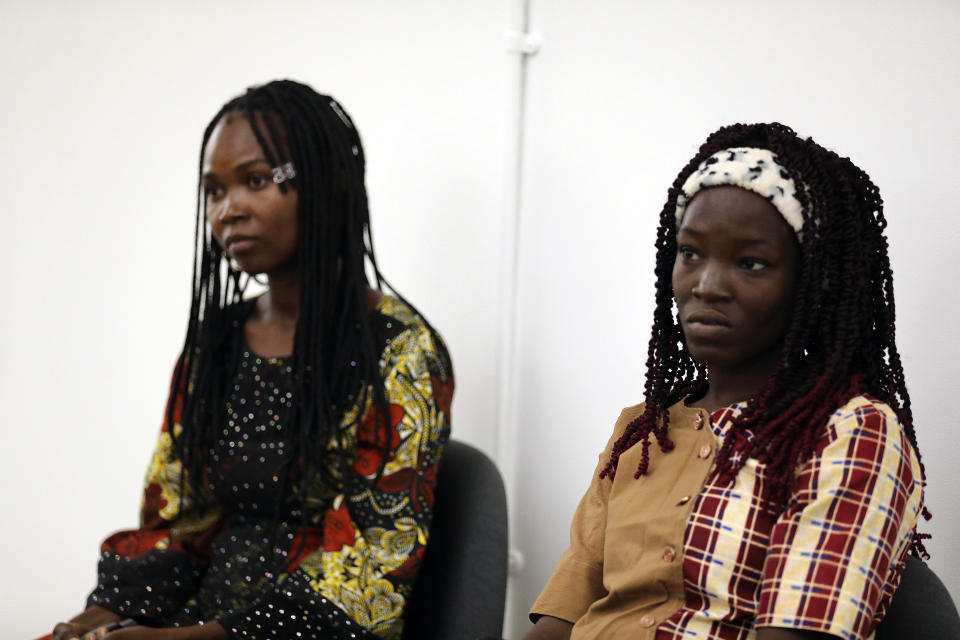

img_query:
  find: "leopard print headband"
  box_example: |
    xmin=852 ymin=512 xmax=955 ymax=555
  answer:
xmin=675 ymin=147 xmax=806 ymax=238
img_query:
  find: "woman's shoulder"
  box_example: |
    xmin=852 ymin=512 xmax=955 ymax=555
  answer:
xmin=818 ymin=394 xmax=913 ymax=459
xmin=372 ymin=293 xmax=429 ymax=343
xmin=372 ymin=293 xmax=452 ymax=372
xmin=374 ymin=293 xmax=423 ymax=329
xmin=827 ymin=394 xmax=901 ymax=431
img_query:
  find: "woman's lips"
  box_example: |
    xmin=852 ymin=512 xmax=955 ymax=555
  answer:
xmin=686 ymin=309 xmax=732 ymax=327
xmin=684 ymin=310 xmax=732 ymax=339
xmin=225 ymin=235 xmax=257 ymax=252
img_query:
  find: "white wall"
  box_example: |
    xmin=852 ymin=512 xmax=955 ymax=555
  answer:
xmin=1 ymin=1 xmax=957 ymax=639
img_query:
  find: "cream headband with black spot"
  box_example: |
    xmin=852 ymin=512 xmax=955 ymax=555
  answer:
xmin=675 ymin=147 xmax=805 ymax=238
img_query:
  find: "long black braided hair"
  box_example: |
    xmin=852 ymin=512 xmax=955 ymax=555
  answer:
xmin=599 ymin=122 xmax=929 ymax=556
xmin=167 ymin=79 xmax=439 ymax=521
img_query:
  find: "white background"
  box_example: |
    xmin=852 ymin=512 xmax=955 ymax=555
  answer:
xmin=1 ymin=1 xmax=957 ymax=638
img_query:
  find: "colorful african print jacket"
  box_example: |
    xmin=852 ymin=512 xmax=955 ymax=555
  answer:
xmin=532 ymin=395 xmax=923 ymax=639
xmin=87 ymin=295 xmax=453 ymax=640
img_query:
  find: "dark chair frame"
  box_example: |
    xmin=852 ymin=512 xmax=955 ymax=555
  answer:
xmin=875 ymin=556 xmax=960 ymax=639
xmin=401 ymin=440 xmax=509 ymax=640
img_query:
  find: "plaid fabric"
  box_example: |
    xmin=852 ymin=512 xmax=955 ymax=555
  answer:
xmin=657 ymin=395 xmax=923 ymax=640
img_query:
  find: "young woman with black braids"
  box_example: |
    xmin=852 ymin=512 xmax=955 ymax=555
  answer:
xmin=44 ymin=80 xmax=453 ymax=640
xmin=525 ymin=123 xmax=926 ymax=640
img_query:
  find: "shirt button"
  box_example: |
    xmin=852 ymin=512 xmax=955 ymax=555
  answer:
xmin=640 ymin=614 xmax=656 ymax=628
xmin=698 ymin=444 xmax=712 ymax=459
xmin=676 ymin=495 xmax=691 ymax=506
xmin=662 ymin=546 xmax=676 ymax=562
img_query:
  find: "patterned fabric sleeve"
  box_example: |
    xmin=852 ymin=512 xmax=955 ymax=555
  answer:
xmin=757 ymin=395 xmax=924 ymax=639
xmin=220 ymin=321 xmax=453 ymax=640
xmin=86 ymin=368 xmax=224 ymax=624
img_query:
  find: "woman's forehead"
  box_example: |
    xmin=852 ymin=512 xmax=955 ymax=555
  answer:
xmin=678 ymin=186 xmax=796 ymax=243
xmin=203 ymin=116 xmax=264 ymax=170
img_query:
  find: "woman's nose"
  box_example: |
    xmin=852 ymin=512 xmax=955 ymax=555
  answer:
xmin=691 ymin=263 xmax=731 ymax=300
xmin=215 ymin=195 xmax=247 ymax=223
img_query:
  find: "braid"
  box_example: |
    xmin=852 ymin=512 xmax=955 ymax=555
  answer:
xmin=168 ymin=80 xmax=445 ymax=528
xmin=603 ymin=123 xmax=929 ymax=556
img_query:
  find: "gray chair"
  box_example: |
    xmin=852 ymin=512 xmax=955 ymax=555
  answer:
xmin=401 ymin=440 xmax=509 ymax=640
xmin=875 ymin=556 xmax=960 ymax=639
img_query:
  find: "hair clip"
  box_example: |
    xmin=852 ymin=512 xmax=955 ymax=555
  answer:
xmin=272 ymin=162 xmax=297 ymax=184
xmin=329 ymin=100 xmax=352 ymax=128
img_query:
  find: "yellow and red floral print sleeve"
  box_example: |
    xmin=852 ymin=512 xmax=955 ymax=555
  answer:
xmin=87 ymin=366 xmax=224 ymax=622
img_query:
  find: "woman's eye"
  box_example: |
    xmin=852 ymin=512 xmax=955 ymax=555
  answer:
xmin=248 ymin=174 xmax=269 ymax=189
xmin=740 ymin=258 xmax=768 ymax=271
xmin=204 ymin=185 xmax=224 ymax=200
xmin=678 ymin=246 xmax=700 ymax=261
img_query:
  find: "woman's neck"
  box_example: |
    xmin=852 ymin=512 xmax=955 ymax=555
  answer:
xmin=244 ymin=272 xmax=299 ymax=358
xmin=695 ymin=381 xmax=757 ymax=413
xmin=245 ymin=278 xmax=383 ymax=358
xmin=694 ymin=356 xmax=779 ymax=413
xmin=260 ymin=271 xmax=300 ymax=323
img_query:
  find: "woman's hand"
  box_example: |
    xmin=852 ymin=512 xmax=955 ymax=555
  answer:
xmin=52 ymin=621 xmax=90 ymax=640
xmin=52 ymin=606 xmax=123 ymax=640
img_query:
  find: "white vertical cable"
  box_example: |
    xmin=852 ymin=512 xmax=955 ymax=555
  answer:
xmin=497 ymin=0 xmax=540 ymax=633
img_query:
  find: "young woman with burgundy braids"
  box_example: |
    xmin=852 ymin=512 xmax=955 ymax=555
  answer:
xmin=43 ymin=80 xmax=453 ymax=640
xmin=525 ymin=122 xmax=927 ymax=640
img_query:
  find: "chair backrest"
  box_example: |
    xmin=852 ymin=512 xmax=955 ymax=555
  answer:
xmin=875 ymin=556 xmax=960 ymax=639
xmin=401 ymin=439 xmax=509 ymax=640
